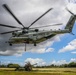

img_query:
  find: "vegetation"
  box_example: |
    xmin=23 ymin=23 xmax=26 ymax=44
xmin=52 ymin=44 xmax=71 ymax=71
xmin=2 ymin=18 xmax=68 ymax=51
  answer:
xmin=15 ymin=62 xmax=32 ymax=71
xmin=0 ymin=62 xmax=76 ymax=73
xmin=0 ymin=68 xmax=76 ymax=75
xmin=0 ymin=62 xmax=76 ymax=75
xmin=35 ymin=62 xmax=76 ymax=68
xmin=0 ymin=63 xmax=20 ymax=68
xmin=0 ymin=62 xmax=76 ymax=68
xmin=7 ymin=63 xmax=20 ymax=68
xmin=24 ymin=62 xmax=32 ymax=71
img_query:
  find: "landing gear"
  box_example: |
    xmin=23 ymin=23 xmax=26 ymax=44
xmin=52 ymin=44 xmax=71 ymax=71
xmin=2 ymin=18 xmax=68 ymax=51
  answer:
xmin=25 ymin=43 xmax=26 ymax=51
xmin=34 ymin=42 xmax=36 ymax=46
xmin=9 ymin=43 xmax=12 ymax=46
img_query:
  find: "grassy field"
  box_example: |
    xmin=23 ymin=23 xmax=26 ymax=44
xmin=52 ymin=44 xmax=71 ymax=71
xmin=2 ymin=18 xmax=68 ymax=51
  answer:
xmin=0 ymin=68 xmax=76 ymax=75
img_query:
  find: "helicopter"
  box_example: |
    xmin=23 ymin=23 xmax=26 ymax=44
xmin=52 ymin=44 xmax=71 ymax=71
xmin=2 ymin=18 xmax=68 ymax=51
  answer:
xmin=0 ymin=4 xmax=76 ymax=51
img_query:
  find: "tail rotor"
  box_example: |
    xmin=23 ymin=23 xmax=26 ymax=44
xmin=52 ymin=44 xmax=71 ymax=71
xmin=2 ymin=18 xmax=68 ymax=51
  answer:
xmin=66 ymin=8 xmax=76 ymax=17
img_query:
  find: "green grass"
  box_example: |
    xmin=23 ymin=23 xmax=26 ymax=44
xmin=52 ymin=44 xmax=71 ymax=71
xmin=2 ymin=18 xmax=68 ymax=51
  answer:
xmin=0 ymin=71 xmax=76 ymax=75
xmin=0 ymin=68 xmax=76 ymax=75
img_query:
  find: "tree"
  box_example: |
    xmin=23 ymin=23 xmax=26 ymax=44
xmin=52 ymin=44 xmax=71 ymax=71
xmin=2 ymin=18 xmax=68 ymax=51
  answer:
xmin=0 ymin=64 xmax=6 ymax=68
xmin=7 ymin=63 xmax=20 ymax=68
xmin=24 ymin=62 xmax=32 ymax=71
xmin=68 ymin=62 xmax=76 ymax=67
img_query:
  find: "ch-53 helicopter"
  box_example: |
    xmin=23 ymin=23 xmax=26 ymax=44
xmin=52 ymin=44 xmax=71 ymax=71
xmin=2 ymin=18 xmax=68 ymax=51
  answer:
xmin=0 ymin=4 xmax=76 ymax=51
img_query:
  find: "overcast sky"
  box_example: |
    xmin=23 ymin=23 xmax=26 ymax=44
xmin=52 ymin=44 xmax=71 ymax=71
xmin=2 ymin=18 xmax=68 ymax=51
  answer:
xmin=0 ymin=0 xmax=76 ymax=66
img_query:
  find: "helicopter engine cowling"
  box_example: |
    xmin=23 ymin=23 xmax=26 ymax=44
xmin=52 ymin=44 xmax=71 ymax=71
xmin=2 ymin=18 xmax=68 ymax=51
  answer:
xmin=12 ymin=31 xmax=23 ymax=37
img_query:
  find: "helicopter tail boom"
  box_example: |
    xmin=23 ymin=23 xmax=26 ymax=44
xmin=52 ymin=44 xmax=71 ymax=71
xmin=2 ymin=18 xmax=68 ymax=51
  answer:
xmin=65 ymin=8 xmax=76 ymax=32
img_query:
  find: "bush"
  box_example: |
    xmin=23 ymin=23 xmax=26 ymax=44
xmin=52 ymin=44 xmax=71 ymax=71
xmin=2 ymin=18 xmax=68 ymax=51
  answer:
xmin=24 ymin=62 xmax=32 ymax=71
xmin=15 ymin=67 xmax=25 ymax=71
xmin=7 ymin=63 xmax=20 ymax=68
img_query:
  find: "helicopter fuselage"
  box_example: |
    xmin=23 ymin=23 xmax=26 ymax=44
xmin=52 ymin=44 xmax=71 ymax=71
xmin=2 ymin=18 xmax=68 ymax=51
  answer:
xmin=8 ymin=29 xmax=70 ymax=46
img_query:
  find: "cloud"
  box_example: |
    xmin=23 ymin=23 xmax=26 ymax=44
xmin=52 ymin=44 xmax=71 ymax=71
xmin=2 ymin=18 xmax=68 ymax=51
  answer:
xmin=58 ymin=39 xmax=76 ymax=53
xmin=70 ymin=58 xmax=76 ymax=62
xmin=71 ymin=51 xmax=76 ymax=54
xmin=26 ymin=40 xmax=54 ymax=53
xmin=50 ymin=58 xmax=76 ymax=65
xmin=25 ymin=58 xmax=46 ymax=66
xmin=67 ymin=3 xmax=76 ymax=14
xmin=24 ymin=58 xmax=76 ymax=66
xmin=50 ymin=60 xmax=68 ymax=65
xmin=0 ymin=44 xmax=25 ymax=56
xmin=67 ymin=0 xmax=76 ymax=4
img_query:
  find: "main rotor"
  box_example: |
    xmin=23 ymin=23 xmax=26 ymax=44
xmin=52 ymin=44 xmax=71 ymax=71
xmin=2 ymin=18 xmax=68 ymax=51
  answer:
xmin=0 ymin=4 xmax=62 ymax=34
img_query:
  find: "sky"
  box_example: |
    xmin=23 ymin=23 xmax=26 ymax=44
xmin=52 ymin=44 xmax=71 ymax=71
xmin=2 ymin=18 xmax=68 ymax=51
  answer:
xmin=0 ymin=0 xmax=76 ymax=66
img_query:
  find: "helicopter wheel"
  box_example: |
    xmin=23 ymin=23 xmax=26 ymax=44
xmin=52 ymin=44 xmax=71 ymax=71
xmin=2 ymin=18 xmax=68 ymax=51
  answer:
xmin=34 ymin=42 xmax=36 ymax=46
xmin=9 ymin=43 xmax=12 ymax=46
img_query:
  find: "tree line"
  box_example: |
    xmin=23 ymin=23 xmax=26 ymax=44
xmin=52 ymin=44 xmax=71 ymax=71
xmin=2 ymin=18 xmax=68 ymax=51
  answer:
xmin=35 ymin=62 xmax=76 ymax=68
xmin=0 ymin=62 xmax=76 ymax=68
xmin=0 ymin=62 xmax=76 ymax=71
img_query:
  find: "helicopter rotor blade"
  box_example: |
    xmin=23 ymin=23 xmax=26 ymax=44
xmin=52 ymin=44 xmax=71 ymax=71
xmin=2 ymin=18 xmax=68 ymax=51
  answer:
xmin=30 ymin=23 xmax=62 ymax=29
xmin=28 ymin=8 xmax=53 ymax=28
xmin=0 ymin=30 xmax=19 ymax=35
xmin=66 ymin=8 xmax=75 ymax=16
xmin=0 ymin=24 xmax=22 ymax=29
xmin=3 ymin=4 xmax=25 ymax=28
